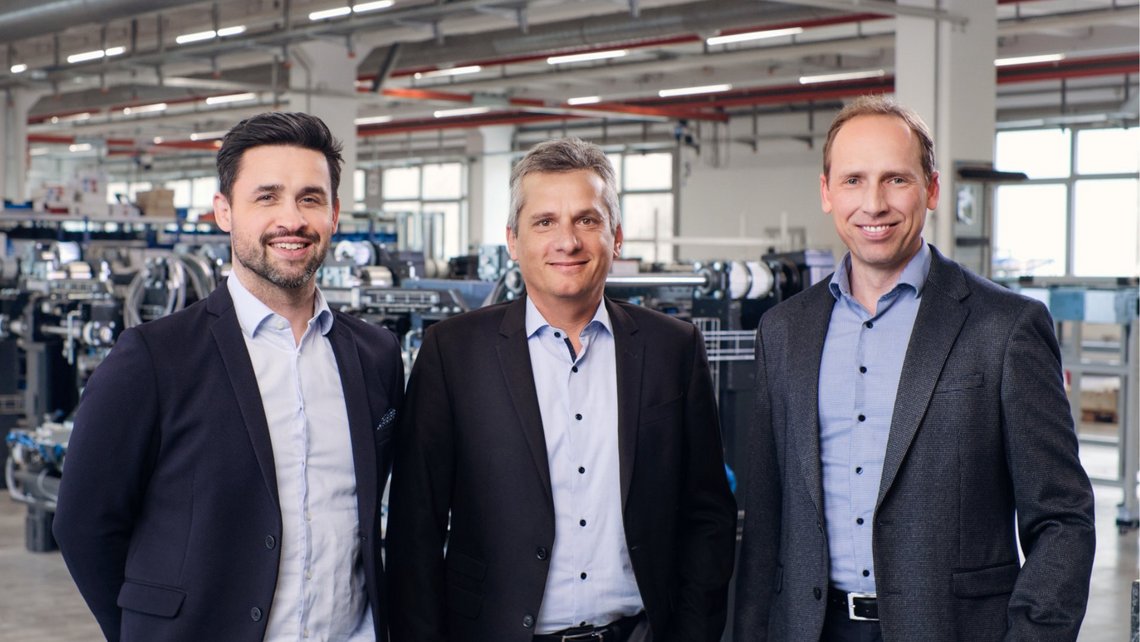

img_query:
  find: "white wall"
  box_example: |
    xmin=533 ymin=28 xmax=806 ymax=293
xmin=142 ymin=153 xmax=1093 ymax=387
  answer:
xmin=676 ymin=111 xmax=845 ymax=263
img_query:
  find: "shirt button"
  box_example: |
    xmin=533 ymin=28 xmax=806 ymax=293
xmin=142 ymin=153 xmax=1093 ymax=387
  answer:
xmin=578 ymin=467 xmax=585 ymax=474
xmin=264 ymin=535 xmax=276 ymax=550
xmin=813 ymin=587 xmax=822 ymax=600
xmin=572 ymin=366 xmax=579 ymax=373
xmin=250 ymin=607 xmax=263 ymax=622
xmin=554 ymin=331 xmax=562 ymax=338
xmin=305 ymin=570 xmax=312 ymax=580
xmin=857 ymin=414 xmax=866 ymax=422
xmin=856 ymin=517 xmax=864 ymax=525
xmin=523 ymin=614 xmax=535 ymax=628
xmin=580 ymin=572 xmax=587 ymax=580
xmin=856 ymin=467 xmax=863 ymax=474
xmin=305 ymin=512 xmax=312 ymax=522
xmin=863 ymin=569 xmax=871 ymax=577
xmin=536 ymin=547 xmax=548 ymax=560
xmin=575 ymin=413 xmax=583 ymax=421
xmin=865 ymin=321 xmax=874 ymax=329
xmin=859 ymin=366 xmax=867 ymax=373
xmin=579 ymin=519 xmax=586 ymax=527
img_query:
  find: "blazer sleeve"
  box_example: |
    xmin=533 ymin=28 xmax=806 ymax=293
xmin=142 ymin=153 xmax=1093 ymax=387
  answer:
xmin=53 ymin=329 xmax=161 ymax=642
xmin=732 ymin=321 xmax=781 ymax=641
xmin=668 ymin=323 xmax=739 ymax=641
xmin=386 ymin=326 xmax=453 ymax=642
xmin=1001 ymin=300 xmax=1096 ymax=639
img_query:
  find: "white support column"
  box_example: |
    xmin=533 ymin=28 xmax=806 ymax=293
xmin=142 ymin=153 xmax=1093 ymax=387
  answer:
xmin=288 ymin=40 xmax=359 ymax=208
xmin=1 ymin=88 xmax=46 ymax=205
xmin=466 ymin=125 xmax=515 ymax=247
xmin=896 ymin=0 xmax=996 ymax=260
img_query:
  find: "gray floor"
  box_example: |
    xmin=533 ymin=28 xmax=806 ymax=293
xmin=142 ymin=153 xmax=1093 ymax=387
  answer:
xmin=0 ymin=483 xmax=1135 ymax=641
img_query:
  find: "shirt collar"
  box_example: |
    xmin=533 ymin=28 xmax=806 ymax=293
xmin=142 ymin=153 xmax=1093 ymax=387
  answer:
xmin=524 ymin=297 xmax=612 ymax=339
xmin=226 ymin=273 xmax=334 ymax=339
xmin=829 ymin=241 xmax=932 ymax=301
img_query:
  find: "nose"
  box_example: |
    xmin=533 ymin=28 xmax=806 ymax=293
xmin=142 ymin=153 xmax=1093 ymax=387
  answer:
xmin=276 ymin=199 xmax=308 ymax=231
xmin=862 ymin=182 xmax=887 ymax=215
xmin=555 ymin=223 xmax=581 ymax=252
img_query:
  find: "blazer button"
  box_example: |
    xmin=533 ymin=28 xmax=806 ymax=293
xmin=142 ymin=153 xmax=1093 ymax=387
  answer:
xmin=264 ymin=535 xmax=276 ymax=550
xmin=250 ymin=607 xmax=263 ymax=622
xmin=523 ymin=614 xmax=535 ymax=628
xmin=813 ymin=587 xmax=822 ymax=600
xmin=535 ymin=547 xmax=548 ymax=561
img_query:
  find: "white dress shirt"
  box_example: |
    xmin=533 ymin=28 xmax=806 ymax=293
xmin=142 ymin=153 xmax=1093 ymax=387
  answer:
xmin=227 ymin=275 xmax=373 ymax=641
xmin=525 ymin=298 xmax=644 ymax=633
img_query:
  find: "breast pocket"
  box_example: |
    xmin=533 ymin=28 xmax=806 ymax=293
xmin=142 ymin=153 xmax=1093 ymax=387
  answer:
xmin=641 ymin=396 xmax=683 ymax=426
xmin=934 ymin=372 xmax=984 ymax=394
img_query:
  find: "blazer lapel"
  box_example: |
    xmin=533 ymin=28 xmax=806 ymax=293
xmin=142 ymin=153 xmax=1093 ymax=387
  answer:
xmin=607 ymin=300 xmax=643 ymax=512
xmin=787 ymin=284 xmax=835 ymax=520
xmin=496 ymin=299 xmax=554 ymax=506
xmin=328 ymin=318 xmax=379 ymax=537
xmin=208 ymin=285 xmax=280 ymax=510
xmin=876 ymin=248 xmax=970 ymax=510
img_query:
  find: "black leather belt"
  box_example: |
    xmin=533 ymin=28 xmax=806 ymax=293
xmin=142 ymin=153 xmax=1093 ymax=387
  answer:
xmin=827 ymin=586 xmax=879 ymax=621
xmin=533 ymin=613 xmax=645 ymax=642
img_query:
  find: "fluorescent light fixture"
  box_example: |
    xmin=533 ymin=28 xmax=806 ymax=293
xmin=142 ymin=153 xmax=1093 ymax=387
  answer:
xmin=354 ymin=115 xmax=393 ymax=125
xmin=189 ymin=131 xmax=228 ymax=141
xmin=67 ymin=49 xmax=108 ymax=64
xmin=176 ymin=29 xmax=216 ymax=44
xmin=309 ymin=6 xmax=352 ymax=20
xmin=217 ymin=25 xmax=246 ymax=37
xmin=433 ymin=106 xmax=491 ymax=118
xmin=414 ymin=65 xmax=482 ymax=79
xmin=567 ymin=96 xmax=601 ymax=105
xmin=69 ymin=143 xmax=93 ymax=153
xmin=29 ymin=147 xmax=48 ymax=156
xmin=50 ymin=112 xmax=91 ymax=124
xmin=104 ymin=46 xmax=125 ymax=57
xmin=658 ymin=83 xmax=732 ymax=98
xmin=994 ymin=53 xmax=1065 ymax=67
xmin=10 ymin=63 xmax=26 ymax=74
xmin=353 ymin=0 xmax=394 ymax=13
xmin=706 ymin=26 xmax=803 ymax=46
xmin=798 ymin=69 xmax=885 ymax=84
xmin=122 ymin=102 xmax=168 ymax=115
xmin=547 ymin=49 xmax=627 ymax=65
xmin=205 ymin=92 xmax=257 ymax=105
xmin=153 ymin=137 xmax=164 ymax=144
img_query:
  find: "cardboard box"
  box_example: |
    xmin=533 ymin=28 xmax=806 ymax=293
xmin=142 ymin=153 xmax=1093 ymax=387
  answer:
xmin=135 ymin=189 xmax=176 ymax=217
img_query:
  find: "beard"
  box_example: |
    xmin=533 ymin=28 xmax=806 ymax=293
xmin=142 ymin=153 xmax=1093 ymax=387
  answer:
xmin=232 ymin=228 xmax=327 ymax=290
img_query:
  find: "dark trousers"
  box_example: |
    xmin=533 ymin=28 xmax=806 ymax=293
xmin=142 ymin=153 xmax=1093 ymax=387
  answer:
xmin=821 ymin=606 xmax=883 ymax=642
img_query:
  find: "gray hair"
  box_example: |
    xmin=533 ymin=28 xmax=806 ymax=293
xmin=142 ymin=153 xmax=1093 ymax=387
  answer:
xmin=508 ymin=137 xmax=621 ymax=235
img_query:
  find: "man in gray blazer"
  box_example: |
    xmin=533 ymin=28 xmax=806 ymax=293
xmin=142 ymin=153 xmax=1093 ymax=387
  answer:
xmin=734 ymin=95 xmax=1096 ymax=641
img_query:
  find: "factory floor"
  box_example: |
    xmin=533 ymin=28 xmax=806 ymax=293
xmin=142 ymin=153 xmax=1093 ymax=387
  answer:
xmin=0 ymin=483 xmax=1135 ymax=641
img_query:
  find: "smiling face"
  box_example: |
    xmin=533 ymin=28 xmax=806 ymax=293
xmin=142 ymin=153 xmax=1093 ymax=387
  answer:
xmin=214 ymin=144 xmax=339 ymax=299
xmin=821 ymin=113 xmax=939 ymax=285
xmin=507 ymin=169 xmax=622 ymax=317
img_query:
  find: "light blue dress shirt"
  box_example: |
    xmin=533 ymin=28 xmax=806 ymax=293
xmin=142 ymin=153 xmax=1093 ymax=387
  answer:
xmin=227 ymin=275 xmax=374 ymax=642
xmin=525 ymin=298 xmax=644 ymax=633
xmin=818 ymin=242 xmax=931 ymax=593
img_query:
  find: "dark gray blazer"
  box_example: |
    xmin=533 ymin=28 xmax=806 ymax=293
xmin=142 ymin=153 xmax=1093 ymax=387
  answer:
xmin=734 ymin=245 xmax=1095 ymax=641
xmin=386 ymin=296 xmax=738 ymax=642
xmin=54 ymin=283 xmax=404 ymax=642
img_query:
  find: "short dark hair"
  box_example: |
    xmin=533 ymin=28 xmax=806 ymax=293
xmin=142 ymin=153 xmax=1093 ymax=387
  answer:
xmin=508 ymin=137 xmax=621 ymax=236
xmin=823 ymin=95 xmax=936 ymax=183
xmin=216 ymin=111 xmax=344 ymax=201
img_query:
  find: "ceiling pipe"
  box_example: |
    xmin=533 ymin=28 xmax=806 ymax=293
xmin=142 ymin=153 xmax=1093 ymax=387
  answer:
xmin=0 ymin=0 xmax=205 ymax=44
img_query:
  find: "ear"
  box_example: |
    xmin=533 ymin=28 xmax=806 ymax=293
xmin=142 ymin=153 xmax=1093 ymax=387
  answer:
xmin=819 ymin=173 xmax=833 ymax=215
xmin=331 ymin=197 xmax=341 ymax=233
xmin=613 ymin=223 xmax=623 ymax=258
xmin=214 ymin=192 xmax=233 ymax=232
xmin=925 ymin=170 xmax=940 ymax=211
xmin=506 ymin=225 xmax=518 ymax=261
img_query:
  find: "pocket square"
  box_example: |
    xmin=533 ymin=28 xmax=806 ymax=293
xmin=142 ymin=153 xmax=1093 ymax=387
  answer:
xmin=376 ymin=408 xmax=397 ymax=430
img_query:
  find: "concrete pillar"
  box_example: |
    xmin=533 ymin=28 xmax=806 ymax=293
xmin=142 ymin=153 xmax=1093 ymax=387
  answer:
xmin=466 ymin=125 xmax=514 ymax=247
xmin=896 ymin=0 xmax=997 ymax=259
xmin=288 ymin=40 xmax=358 ymax=208
xmin=1 ymin=88 xmax=46 ymax=204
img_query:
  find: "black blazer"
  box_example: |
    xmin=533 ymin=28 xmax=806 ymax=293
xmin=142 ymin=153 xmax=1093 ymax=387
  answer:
xmin=734 ymin=245 xmax=1096 ymax=641
xmin=386 ymin=297 xmax=737 ymax=642
xmin=54 ymin=283 xmax=404 ymax=642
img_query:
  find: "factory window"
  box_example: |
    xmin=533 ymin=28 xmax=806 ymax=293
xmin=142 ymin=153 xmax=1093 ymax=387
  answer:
xmin=353 ymin=169 xmax=367 ymax=212
xmin=610 ymin=152 xmax=675 ymax=263
xmin=378 ymin=162 xmax=467 ymax=260
xmin=993 ymin=127 xmax=1139 ymax=278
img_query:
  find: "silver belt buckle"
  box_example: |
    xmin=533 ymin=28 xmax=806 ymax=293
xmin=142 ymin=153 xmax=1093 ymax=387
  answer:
xmin=846 ymin=591 xmax=878 ymax=621
xmin=561 ymin=632 xmax=604 ymax=642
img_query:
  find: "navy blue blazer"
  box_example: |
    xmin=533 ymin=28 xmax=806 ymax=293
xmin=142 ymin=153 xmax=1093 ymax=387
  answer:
xmin=54 ymin=282 xmax=403 ymax=642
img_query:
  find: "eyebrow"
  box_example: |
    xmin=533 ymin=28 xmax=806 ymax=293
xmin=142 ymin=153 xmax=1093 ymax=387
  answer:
xmin=251 ymin=184 xmax=329 ymax=198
